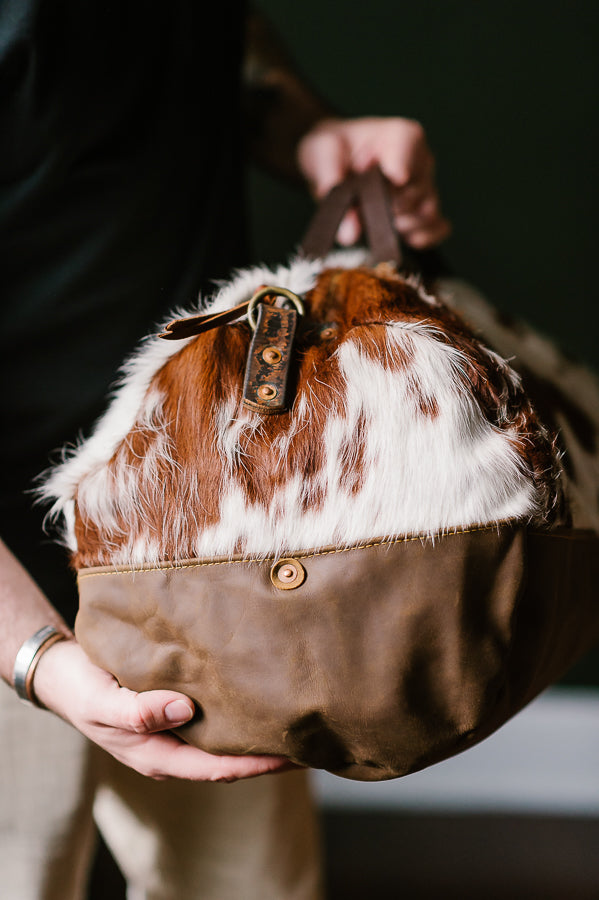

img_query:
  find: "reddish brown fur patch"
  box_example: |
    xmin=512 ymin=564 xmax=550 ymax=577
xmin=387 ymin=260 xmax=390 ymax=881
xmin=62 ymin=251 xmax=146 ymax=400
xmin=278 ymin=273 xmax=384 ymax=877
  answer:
xmin=338 ymin=413 xmax=369 ymax=495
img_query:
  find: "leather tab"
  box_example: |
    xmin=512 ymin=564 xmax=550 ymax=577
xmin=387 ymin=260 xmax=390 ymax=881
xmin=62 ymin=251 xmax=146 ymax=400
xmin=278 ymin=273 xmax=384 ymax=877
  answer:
xmin=159 ymin=299 xmax=258 ymax=341
xmin=242 ymin=303 xmax=297 ymax=414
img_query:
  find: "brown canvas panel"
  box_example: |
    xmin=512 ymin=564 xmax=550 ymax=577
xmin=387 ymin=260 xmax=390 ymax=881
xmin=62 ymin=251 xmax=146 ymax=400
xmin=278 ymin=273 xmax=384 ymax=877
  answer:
xmin=76 ymin=524 xmax=599 ymax=781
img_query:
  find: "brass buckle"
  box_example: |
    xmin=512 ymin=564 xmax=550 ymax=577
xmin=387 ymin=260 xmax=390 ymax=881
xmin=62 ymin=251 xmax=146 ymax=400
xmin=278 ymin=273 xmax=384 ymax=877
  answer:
xmin=247 ymin=286 xmax=305 ymax=332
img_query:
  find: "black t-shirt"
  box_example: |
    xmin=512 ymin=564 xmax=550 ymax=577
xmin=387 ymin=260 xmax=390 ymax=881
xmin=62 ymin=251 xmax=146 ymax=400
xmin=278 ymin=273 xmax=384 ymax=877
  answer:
xmin=0 ymin=1 xmax=247 ymax=623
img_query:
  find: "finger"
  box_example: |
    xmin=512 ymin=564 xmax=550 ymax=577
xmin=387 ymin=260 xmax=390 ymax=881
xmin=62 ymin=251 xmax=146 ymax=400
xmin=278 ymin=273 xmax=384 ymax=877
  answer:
xmin=163 ymin=744 xmax=297 ymax=783
xmin=393 ymin=195 xmax=443 ymax=233
xmin=101 ymin=685 xmax=196 ymax=734
xmin=376 ymin=120 xmax=434 ymax=189
xmin=391 ymin=183 xmax=431 ymax=218
xmin=401 ymin=217 xmax=452 ymax=249
xmin=297 ymin=126 xmax=351 ymax=198
xmin=120 ymin=730 xmax=296 ymax=782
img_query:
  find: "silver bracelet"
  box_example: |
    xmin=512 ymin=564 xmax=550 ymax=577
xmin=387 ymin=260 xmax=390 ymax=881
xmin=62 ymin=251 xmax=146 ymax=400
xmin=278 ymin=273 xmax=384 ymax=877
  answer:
xmin=13 ymin=625 xmax=68 ymax=707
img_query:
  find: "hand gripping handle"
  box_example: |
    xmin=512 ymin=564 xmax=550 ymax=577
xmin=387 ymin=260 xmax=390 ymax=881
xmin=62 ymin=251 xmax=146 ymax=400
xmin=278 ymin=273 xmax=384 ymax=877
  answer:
xmin=299 ymin=166 xmax=402 ymax=266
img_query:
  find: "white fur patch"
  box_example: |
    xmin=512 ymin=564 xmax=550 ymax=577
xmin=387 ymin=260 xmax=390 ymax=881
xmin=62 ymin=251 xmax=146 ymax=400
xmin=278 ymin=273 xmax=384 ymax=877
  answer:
xmin=181 ymin=323 xmax=536 ymax=561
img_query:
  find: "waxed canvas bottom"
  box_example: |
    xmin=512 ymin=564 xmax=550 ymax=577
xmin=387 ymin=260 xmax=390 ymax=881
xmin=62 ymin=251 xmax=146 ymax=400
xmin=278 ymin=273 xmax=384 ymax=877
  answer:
xmin=75 ymin=524 xmax=599 ymax=781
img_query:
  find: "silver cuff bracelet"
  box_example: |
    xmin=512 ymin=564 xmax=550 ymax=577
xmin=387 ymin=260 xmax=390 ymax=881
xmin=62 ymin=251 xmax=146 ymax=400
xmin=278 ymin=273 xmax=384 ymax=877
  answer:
xmin=13 ymin=625 xmax=68 ymax=706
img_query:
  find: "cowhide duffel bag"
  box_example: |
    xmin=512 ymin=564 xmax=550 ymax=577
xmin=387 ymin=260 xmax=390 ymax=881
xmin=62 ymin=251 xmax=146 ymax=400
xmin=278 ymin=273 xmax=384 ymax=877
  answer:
xmin=42 ymin=169 xmax=599 ymax=781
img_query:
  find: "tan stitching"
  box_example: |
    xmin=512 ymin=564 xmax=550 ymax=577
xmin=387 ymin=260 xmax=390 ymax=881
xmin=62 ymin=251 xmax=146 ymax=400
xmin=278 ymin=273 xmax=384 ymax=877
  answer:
xmin=77 ymin=522 xmax=518 ymax=580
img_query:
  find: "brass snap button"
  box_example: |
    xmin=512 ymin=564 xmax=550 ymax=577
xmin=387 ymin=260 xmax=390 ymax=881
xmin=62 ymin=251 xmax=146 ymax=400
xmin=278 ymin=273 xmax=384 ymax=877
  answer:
xmin=262 ymin=346 xmax=282 ymax=365
xmin=257 ymin=384 xmax=278 ymax=400
xmin=270 ymin=558 xmax=306 ymax=590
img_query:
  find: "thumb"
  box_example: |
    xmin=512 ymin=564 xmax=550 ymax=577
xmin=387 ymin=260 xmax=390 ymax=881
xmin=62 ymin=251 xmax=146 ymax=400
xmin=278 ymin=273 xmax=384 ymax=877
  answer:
xmin=297 ymin=124 xmax=350 ymax=198
xmin=110 ymin=687 xmax=196 ymax=734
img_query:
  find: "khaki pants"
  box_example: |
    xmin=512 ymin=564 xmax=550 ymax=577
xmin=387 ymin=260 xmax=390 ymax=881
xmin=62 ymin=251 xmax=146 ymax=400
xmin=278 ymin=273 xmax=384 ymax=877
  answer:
xmin=0 ymin=681 xmax=323 ymax=900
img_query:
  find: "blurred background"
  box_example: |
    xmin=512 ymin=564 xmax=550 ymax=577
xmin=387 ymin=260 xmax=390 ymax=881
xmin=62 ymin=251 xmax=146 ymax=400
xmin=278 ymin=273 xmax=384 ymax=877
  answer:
xmin=91 ymin=2 xmax=599 ymax=897
xmin=249 ymin=0 xmax=598 ymax=368
xmin=247 ymin=1 xmax=599 ymax=897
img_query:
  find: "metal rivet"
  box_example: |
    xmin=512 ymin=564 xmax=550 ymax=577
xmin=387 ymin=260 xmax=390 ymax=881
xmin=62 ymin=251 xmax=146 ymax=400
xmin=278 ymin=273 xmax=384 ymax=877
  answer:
xmin=262 ymin=346 xmax=282 ymax=364
xmin=320 ymin=326 xmax=337 ymax=340
xmin=257 ymin=384 xmax=278 ymax=400
xmin=270 ymin=557 xmax=306 ymax=590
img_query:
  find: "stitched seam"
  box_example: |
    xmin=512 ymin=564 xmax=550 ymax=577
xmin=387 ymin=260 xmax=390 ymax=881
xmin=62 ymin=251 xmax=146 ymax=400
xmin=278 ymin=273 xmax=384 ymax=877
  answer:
xmin=77 ymin=522 xmax=517 ymax=580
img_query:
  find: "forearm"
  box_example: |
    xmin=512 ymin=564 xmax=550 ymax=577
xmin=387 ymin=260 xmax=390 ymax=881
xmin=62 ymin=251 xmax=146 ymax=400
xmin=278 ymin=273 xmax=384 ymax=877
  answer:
xmin=0 ymin=537 xmax=71 ymax=687
xmin=243 ymin=9 xmax=335 ymax=180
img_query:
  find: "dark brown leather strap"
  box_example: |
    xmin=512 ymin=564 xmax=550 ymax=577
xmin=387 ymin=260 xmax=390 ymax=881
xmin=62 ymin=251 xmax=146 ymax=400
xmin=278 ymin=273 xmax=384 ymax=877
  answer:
xmin=299 ymin=167 xmax=402 ymax=266
xmin=159 ymin=286 xmax=304 ymax=345
xmin=300 ymin=174 xmax=361 ymax=261
xmin=159 ymin=299 xmax=258 ymax=341
xmin=357 ymin=168 xmax=402 ymax=266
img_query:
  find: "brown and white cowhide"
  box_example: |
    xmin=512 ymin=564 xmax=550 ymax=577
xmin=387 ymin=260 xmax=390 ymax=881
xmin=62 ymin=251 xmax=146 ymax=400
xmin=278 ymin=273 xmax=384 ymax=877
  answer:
xmin=41 ymin=250 xmax=564 ymax=569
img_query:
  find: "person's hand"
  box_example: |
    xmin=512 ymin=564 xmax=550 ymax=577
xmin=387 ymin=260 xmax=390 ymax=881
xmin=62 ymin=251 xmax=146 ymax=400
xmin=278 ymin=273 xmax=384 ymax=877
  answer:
xmin=297 ymin=116 xmax=451 ymax=249
xmin=33 ymin=639 xmax=294 ymax=781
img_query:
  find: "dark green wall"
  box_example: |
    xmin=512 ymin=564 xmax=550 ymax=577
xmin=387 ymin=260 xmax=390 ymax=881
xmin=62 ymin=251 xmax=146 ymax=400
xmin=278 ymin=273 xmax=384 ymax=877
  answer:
xmin=249 ymin=0 xmax=598 ymax=368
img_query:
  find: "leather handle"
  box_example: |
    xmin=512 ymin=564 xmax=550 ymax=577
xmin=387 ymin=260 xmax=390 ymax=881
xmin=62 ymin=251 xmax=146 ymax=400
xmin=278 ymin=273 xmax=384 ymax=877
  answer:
xmin=299 ymin=166 xmax=402 ymax=266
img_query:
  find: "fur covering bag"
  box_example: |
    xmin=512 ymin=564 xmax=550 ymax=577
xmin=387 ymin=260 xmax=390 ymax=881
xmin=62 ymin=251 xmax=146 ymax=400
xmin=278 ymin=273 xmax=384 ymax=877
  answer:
xmin=43 ymin=169 xmax=599 ymax=781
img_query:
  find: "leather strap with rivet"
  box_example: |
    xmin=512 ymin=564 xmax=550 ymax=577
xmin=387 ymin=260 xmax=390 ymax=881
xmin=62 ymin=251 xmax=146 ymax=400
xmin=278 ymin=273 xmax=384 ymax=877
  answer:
xmin=242 ymin=287 xmax=304 ymax=414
